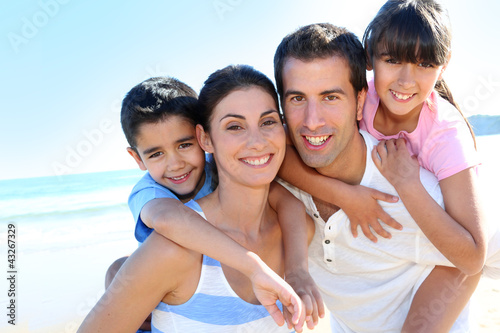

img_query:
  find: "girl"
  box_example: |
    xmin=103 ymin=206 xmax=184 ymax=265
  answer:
xmin=78 ymin=65 xmax=315 ymax=333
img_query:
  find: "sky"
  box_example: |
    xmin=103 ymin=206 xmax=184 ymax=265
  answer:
xmin=1 ymin=0 xmax=499 ymax=180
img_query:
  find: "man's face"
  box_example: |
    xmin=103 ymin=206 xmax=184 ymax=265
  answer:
xmin=281 ymin=56 xmax=365 ymax=172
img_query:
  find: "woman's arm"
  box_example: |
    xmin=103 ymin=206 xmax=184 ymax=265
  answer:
xmin=78 ymin=232 xmax=195 ymax=332
xmin=372 ymin=139 xmax=487 ymax=275
xmin=278 ymin=143 xmax=400 ymax=241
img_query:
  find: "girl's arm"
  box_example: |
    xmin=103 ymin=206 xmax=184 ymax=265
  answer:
xmin=372 ymin=138 xmax=487 ymax=275
xmin=403 ymin=266 xmax=481 ymax=332
xmin=78 ymin=232 xmax=196 ymax=332
xmin=268 ymin=181 xmax=324 ymax=329
xmin=278 ymin=143 xmax=401 ymax=242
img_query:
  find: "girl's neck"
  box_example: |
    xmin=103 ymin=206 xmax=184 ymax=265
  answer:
xmin=374 ymin=102 xmax=423 ymax=136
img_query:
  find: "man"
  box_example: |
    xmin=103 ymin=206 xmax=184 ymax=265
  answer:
xmin=274 ymin=23 xmax=479 ymax=332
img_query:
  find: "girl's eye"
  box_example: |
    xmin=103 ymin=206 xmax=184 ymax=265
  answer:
xmin=386 ymin=58 xmax=399 ymax=64
xmin=150 ymin=151 xmax=163 ymax=158
xmin=179 ymin=143 xmax=193 ymax=149
xmin=419 ymin=62 xmax=434 ymax=68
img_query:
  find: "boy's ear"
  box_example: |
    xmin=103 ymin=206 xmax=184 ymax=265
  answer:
xmin=127 ymin=147 xmax=147 ymax=171
xmin=196 ymin=124 xmax=214 ymax=153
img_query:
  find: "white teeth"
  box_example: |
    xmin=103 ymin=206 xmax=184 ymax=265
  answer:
xmin=243 ymin=155 xmax=270 ymax=166
xmin=391 ymin=90 xmax=413 ymax=100
xmin=305 ymin=135 xmax=329 ymax=146
xmin=170 ymin=173 xmax=188 ymax=180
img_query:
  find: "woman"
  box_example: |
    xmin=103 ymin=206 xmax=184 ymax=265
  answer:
xmin=78 ymin=65 xmax=314 ymax=332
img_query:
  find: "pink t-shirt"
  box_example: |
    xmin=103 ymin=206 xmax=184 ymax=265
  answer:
xmin=360 ymin=80 xmax=479 ymax=181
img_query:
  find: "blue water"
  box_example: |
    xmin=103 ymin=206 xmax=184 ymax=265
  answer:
xmin=0 ymin=169 xmax=144 ymax=253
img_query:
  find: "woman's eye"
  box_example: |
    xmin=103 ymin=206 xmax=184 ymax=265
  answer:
xmin=262 ymin=120 xmax=277 ymax=127
xmin=227 ymin=125 xmax=243 ymax=131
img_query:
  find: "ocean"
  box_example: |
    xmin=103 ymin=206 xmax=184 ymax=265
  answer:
xmin=0 ymin=169 xmax=144 ymax=254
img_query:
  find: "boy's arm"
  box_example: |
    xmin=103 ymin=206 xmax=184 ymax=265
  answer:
xmin=141 ymin=198 xmax=305 ymax=329
xmin=278 ymin=143 xmax=400 ymax=242
xmin=268 ymin=181 xmax=324 ymax=329
xmin=403 ymin=266 xmax=481 ymax=332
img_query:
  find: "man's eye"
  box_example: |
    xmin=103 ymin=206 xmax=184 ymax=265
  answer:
xmin=291 ymin=96 xmax=304 ymax=102
xmin=325 ymin=95 xmax=337 ymax=101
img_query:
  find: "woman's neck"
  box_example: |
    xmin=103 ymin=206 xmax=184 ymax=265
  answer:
xmin=199 ymin=180 xmax=271 ymax=238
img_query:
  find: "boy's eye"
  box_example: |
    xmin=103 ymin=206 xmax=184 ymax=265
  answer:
xmin=149 ymin=151 xmax=163 ymax=158
xmin=179 ymin=143 xmax=193 ymax=149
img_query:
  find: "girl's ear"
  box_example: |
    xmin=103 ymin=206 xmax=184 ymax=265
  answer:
xmin=438 ymin=52 xmax=452 ymax=80
xmin=126 ymin=147 xmax=147 ymax=171
xmin=196 ymin=124 xmax=214 ymax=154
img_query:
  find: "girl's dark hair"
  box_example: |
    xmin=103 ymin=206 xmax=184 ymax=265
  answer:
xmin=121 ymin=77 xmax=199 ymax=148
xmin=363 ymin=0 xmax=475 ymax=146
xmin=198 ymin=64 xmax=280 ymax=133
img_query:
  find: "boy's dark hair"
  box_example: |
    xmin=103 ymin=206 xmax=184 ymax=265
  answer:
xmin=121 ymin=77 xmax=199 ymax=148
xmin=274 ymin=23 xmax=368 ymax=104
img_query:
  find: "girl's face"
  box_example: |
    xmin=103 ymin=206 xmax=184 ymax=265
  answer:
xmin=198 ymin=87 xmax=285 ymax=188
xmin=128 ymin=115 xmax=206 ymax=201
xmin=372 ymin=53 xmax=447 ymax=118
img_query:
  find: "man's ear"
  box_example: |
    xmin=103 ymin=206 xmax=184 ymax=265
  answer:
xmin=127 ymin=147 xmax=147 ymax=171
xmin=356 ymin=88 xmax=367 ymax=121
xmin=196 ymin=124 xmax=214 ymax=154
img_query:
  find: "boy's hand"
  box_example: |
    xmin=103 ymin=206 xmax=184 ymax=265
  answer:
xmin=284 ymin=269 xmax=324 ymax=331
xmin=249 ymin=262 xmax=304 ymax=329
xmin=342 ymin=185 xmax=402 ymax=243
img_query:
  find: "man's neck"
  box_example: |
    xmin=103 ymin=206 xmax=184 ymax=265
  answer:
xmin=316 ymin=131 xmax=367 ymax=186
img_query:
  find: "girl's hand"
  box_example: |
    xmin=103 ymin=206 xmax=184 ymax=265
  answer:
xmin=342 ymin=184 xmax=401 ymax=242
xmin=283 ymin=269 xmax=325 ymax=331
xmin=372 ymin=138 xmax=420 ymax=190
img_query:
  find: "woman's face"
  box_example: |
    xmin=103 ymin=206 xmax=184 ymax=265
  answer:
xmin=199 ymin=86 xmax=285 ymax=188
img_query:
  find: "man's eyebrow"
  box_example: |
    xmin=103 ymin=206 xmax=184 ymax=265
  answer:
xmin=284 ymin=90 xmax=303 ymax=98
xmin=320 ymin=88 xmax=346 ymax=96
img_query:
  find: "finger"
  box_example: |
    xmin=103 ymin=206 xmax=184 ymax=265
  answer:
xmin=372 ymin=147 xmax=383 ymax=170
xmin=289 ymin=292 xmax=303 ymax=326
xmin=385 ymin=139 xmax=397 ymax=153
xmin=283 ymin=307 xmax=293 ymax=329
xmin=300 ymin=293 xmax=313 ymax=324
xmin=379 ymin=211 xmax=403 ymax=231
xmin=350 ymin=222 xmax=358 ymax=238
xmin=361 ymin=224 xmax=378 ymax=243
xmin=313 ymin=289 xmax=325 ymax=319
xmin=370 ymin=220 xmax=392 ymax=239
xmin=370 ymin=188 xmax=399 ymax=203
xmin=264 ymin=304 xmax=285 ymax=327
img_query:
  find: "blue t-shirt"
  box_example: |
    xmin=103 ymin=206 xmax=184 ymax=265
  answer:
xmin=129 ymin=160 xmax=215 ymax=243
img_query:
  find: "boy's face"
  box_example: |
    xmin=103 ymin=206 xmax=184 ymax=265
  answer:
xmin=128 ymin=115 xmax=206 ymax=200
